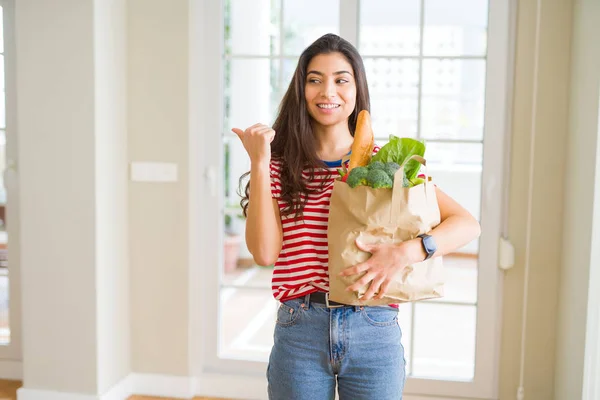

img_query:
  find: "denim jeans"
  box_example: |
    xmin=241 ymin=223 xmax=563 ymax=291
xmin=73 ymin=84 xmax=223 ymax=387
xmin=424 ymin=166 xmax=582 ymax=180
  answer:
xmin=267 ymin=295 xmax=406 ymax=400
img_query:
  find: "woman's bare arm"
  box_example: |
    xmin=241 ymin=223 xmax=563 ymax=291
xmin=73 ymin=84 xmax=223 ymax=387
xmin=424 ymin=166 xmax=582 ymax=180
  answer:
xmin=232 ymin=123 xmax=283 ymax=266
xmin=402 ymin=186 xmax=481 ymax=262
xmin=245 ymin=163 xmax=283 ymax=266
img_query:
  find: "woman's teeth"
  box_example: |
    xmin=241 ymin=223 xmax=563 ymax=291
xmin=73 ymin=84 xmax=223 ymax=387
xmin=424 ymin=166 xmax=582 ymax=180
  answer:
xmin=317 ymin=104 xmax=340 ymax=109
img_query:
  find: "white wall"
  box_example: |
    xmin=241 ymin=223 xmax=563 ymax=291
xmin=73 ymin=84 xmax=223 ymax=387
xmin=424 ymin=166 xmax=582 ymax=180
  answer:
xmin=555 ymin=0 xmax=600 ymax=398
xmin=128 ymin=0 xmax=190 ymax=376
xmin=500 ymin=0 xmax=573 ymax=398
xmin=16 ymin=0 xmax=98 ymax=392
xmin=16 ymin=0 xmax=130 ymax=395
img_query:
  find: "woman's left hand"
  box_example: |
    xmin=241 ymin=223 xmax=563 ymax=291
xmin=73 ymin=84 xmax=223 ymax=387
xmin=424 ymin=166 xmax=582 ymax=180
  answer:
xmin=339 ymin=239 xmax=419 ymax=301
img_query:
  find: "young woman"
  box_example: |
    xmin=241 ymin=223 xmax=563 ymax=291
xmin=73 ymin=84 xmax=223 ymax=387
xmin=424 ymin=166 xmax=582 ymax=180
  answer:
xmin=232 ymin=34 xmax=481 ymax=400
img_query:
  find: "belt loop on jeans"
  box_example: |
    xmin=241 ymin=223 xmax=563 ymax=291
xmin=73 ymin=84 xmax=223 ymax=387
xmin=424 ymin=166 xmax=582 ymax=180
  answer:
xmin=304 ymin=293 xmax=311 ymax=307
xmin=325 ymin=292 xmax=344 ymax=308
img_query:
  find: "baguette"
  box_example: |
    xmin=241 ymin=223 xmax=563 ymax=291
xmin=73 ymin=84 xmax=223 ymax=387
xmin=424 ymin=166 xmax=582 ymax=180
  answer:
xmin=348 ymin=110 xmax=374 ymax=172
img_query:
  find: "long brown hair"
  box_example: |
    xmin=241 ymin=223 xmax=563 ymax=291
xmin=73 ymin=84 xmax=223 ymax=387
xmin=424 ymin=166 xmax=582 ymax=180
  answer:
xmin=240 ymin=33 xmax=371 ymax=218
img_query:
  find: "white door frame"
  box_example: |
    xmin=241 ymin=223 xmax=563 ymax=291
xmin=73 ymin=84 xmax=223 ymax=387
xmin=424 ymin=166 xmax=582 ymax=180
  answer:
xmin=582 ymin=88 xmax=600 ymax=400
xmin=188 ymin=0 xmax=515 ymax=398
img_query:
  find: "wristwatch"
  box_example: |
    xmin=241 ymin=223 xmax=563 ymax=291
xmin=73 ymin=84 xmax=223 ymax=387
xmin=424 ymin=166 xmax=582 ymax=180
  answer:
xmin=417 ymin=233 xmax=437 ymax=260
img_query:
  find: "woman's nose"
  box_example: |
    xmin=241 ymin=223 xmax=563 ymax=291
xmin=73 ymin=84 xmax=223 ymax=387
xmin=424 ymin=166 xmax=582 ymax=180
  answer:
xmin=320 ymin=82 xmax=336 ymax=98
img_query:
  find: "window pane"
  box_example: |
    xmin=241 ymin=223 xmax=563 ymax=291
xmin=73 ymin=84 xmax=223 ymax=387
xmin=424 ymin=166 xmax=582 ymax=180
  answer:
xmin=0 ymin=93 xmax=4 ymax=130
xmin=428 ymin=142 xmax=482 ymax=255
xmin=0 ymin=2 xmax=8 ymax=347
xmin=365 ymin=58 xmax=419 ymax=139
xmin=421 ymin=59 xmax=486 ymax=141
xmin=226 ymin=0 xmax=280 ymax=56
xmin=224 ymin=58 xmax=279 ymax=133
xmin=222 ymin=137 xmax=259 ymax=272
xmin=0 ymin=7 xmax=4 ymax=54
xmin=428 ymin=256 xmax=478 ymax=304
xmin=413 ymin=303 xmax=476 ymax=380
xmin=282 ymin=0 xmax=340 ymax=56
xmin=426 ymin=142 xmax=482 ymax=167
xmin=359 ymin=0 xmax=421 ymax=56
xmin=0 ymin=130 xmax=5 ymax=205
xmin=0 ymin=55 xmax=4 ymax=92
xmin=280 ymin=58 xmax=298 ymax=93
xmin=0 ymin=269 xmax=8 ymax=345
xmin=219 ymin=287 xmax=276 ymax=361
xmin=424 ymin=0 xmax=489 ymax=56
xmin=223 ymin=136 xmax=250 ymax=223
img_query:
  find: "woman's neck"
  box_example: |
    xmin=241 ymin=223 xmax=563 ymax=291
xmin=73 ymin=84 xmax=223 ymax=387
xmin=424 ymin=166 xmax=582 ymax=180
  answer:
xmin=313 ymin=123 xmax=354 ymax=162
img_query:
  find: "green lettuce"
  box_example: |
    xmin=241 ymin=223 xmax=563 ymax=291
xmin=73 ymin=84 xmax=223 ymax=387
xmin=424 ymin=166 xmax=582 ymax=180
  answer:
xmin=371 ymin=136 xmax=426 ymax=181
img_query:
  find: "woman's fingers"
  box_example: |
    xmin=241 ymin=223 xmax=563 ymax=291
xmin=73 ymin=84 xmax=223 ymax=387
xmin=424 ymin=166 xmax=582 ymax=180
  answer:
xmin=346 ymin=272 xmax=376 ymax=292
xmin=259 ymin=127 xmax=275 ymax=143
xmin=234 ymin=125 xmax=275 ymax=141
xmin=231 ymin=127 xmax=244 ymax=137
xmin=339 ymin=260 xmax=370 ymax=277
xmin=374 ymin=279 xmax=392 ymax=300
xmin=361 ymin=276 xmax=384 ymax=301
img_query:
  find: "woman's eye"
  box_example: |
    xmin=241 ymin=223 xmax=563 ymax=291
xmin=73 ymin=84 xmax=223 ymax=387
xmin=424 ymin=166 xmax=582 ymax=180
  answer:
xmin=337 ymin=79 xmax=349 ymax=84
xmin=308 ymin=78 xmax=320 ymax=84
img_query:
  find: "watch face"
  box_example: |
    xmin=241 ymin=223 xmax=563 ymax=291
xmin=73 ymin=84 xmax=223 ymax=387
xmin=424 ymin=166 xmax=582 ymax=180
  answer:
xmin=423 ymin=235 xmax=437 ymax=254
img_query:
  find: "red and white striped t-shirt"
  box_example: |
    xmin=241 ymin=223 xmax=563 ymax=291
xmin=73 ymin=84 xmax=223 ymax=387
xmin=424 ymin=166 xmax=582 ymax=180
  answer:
xmin=269 ymin=149 xmax=379 ymax=302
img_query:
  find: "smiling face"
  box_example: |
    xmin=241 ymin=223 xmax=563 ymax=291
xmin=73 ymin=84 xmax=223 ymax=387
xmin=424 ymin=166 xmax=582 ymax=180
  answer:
xmin=304 ymin=52 xmax=357 ymax=130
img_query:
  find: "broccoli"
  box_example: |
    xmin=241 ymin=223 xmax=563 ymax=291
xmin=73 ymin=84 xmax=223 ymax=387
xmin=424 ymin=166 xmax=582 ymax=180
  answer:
xmin=369 ymin=161 xmax=385 ymax=171
xmin=383 ymin=162 xmax=401 ymax=180
xmin=346 ymin=166 xmax=369 ymax=188
xmin=366 ymin=168 xmax=393 ymax=189
xmin=402 ymin=175 xmax=411 ymax=188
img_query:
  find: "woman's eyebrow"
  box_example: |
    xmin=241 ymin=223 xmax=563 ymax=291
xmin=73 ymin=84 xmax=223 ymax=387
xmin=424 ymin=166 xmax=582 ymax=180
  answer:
xmin=307 ymin=70 xmax=353 ymax=76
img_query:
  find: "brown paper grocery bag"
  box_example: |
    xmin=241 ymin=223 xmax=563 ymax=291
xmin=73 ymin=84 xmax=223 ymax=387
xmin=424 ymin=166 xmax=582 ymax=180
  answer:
xmin=327 ymin=155 xmax=444 ymax=306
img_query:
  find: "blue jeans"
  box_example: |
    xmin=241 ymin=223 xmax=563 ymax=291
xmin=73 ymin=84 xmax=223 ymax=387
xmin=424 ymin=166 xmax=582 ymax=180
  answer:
xmin=267 ymin=295 xmax=406 ymax=400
